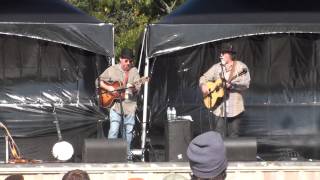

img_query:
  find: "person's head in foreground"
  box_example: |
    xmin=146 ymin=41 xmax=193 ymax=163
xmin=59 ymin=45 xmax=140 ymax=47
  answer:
xmin=5 ymin=174 xmax=24 ymax=180
xmin=62 ymin=169 xmax=90 ymax=180
xmin=187 ymin=131 xmax=228 ymax=180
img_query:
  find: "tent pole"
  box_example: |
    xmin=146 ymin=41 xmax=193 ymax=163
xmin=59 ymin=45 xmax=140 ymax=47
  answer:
xmin=141 ymin=59 xmax=149 ymax=162
xmin=138 ymin=27 xmax=147 ymax=72
xmin=141 ymin=28 xmax=149 ymax=162
xmin=112 ymin=26 xmax=115 ymax=65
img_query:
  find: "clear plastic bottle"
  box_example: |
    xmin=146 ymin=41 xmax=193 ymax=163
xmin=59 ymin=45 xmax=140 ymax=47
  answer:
xmin=172 ymin=107 xmax=176 ymax=120
xmin=167 ymin=107 xmax=171 ymax=121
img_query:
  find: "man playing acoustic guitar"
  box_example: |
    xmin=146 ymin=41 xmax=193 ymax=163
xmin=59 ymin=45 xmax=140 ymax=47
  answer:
xmin=97 ymin=48 xmax=141 ymax=161
xmin=199 ymin=44 xmax=250 ymax=137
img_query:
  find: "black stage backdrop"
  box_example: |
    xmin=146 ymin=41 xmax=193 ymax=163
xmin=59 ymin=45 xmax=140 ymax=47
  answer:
xmin=0 ymin=35 xmax=109 ymax=162
xmin=148 ymin=33 xmax=320 ymax=160
xmin=0 ymin=0 xmax=112 ymax=162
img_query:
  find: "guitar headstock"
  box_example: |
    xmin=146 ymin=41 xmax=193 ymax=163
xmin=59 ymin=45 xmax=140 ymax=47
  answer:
xmin=238 ymin=68 xmax=248 ymax=76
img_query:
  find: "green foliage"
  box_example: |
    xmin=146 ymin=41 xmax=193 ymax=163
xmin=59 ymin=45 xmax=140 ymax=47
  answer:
xmin=66 ymin=0 xmax=186 ymax=61
xmin=66 ymin=0 xmax=90 ymax=12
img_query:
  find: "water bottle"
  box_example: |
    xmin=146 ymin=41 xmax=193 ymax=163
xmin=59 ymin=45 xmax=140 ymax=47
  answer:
xmin=172 ymin=107 xmax=176 ymax=120
xmin=167 ymin=107 xmax=171 ymax=121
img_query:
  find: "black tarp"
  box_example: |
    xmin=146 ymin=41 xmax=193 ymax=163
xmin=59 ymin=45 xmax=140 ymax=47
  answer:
xmin=0 ymin=0 xmax=113 ymax=57
xmin=144 ymin=0 xmax=320 ymax=161
xmin=148 ymin=0 xmax=320 ymax=57
xmin=0 ymin=0 xmax=112 ymax=162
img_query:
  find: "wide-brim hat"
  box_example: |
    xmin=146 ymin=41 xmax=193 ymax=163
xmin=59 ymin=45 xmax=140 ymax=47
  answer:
xmin=120 ymin=48 xmax=134 ymax=60
xmin=221 ymin=43 xmax=236 ymax=54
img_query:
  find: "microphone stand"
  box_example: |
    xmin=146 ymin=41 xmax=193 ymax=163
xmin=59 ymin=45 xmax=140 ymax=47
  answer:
xmin=119 ymin=90 xmax=126 ymax=141
xmin=220 ymin=63 xmax=228 ymax=138
xmin=207 ymin=85 xmax=214 ymax=131
xmin=111 ymin=85 xmax=133 ymax=157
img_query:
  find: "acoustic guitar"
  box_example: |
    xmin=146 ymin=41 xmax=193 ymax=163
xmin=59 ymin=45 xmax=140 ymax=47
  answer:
xmin=99 ymin=76 xmax=149 ymax=108
xmin=203 ymin=69 xmax=247 ymax=109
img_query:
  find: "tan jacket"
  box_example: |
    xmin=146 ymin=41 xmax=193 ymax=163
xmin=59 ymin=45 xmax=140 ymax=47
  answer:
xmin=199 ymin=60 xmax=250 ymax=117
xmin=97 ymin=64 xmax=141 ymax=115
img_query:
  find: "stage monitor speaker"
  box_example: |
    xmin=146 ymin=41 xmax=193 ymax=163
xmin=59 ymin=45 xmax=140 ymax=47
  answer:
xmin=165 ymin=119 xmax=192 ymax=162
xmin=224 ymin=137 xmax=257 ymax=161
xmin=82 ymin=138 xmax=127 ymax=163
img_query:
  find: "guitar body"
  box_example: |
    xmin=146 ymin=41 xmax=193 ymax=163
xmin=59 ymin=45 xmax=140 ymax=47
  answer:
xmin=99 ymin=76 xmax=150 ymax=108
xmin=203 ymin=68 xmax=248 ymax=109
xmin=203 ymin=79 xmax=224 ymax=109
xmin=99 ymin=81 xmax=123 ymax=108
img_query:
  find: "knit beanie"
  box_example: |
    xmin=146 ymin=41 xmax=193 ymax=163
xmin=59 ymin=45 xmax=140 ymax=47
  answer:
xmin=187 ymin=131 xmax=228 ymax=178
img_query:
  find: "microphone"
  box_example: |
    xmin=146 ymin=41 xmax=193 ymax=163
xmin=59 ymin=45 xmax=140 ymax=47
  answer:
xmin=220 ymin=56 xmax=226 ymax=66
xmin=220 ymin=59 xmax=226 ymax=66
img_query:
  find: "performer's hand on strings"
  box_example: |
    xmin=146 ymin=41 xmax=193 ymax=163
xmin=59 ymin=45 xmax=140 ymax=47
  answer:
xmin=106 ymin=85 xmax=115 ymax=92
xmin=201 ymin=84 xmax=209 ymax=96
xmin=99 ymin=81 xmax=115 ymax=92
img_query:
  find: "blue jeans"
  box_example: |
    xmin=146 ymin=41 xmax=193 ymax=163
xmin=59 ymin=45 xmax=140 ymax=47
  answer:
xmin=108 ymin=108 xmax=135 ymax=159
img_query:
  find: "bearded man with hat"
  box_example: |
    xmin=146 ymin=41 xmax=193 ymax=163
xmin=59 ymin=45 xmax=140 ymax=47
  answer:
xmin=97 ymin=48 xmax=141 ymax=161
xmin=199 ymin=43 xmax=250 ymax=137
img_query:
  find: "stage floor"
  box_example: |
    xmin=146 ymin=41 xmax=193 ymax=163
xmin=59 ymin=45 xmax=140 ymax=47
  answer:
xmin=1 ymin=161 xmax=320 ymax=180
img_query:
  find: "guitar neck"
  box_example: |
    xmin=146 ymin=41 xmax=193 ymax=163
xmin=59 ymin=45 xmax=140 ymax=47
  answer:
xmin=228 ymin=75 xmax=238 ymax=83
xmin=132 ymin=77 xmax=149 ymax=87
xmin=227 ymin=70 xmax=247 ymax=83
xmin=103 ymin=77 xmax=149 ymax=91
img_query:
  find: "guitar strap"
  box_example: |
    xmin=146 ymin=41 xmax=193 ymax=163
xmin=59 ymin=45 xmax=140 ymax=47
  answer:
xmin=227 ymin=61 xmax=237 ymax=82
